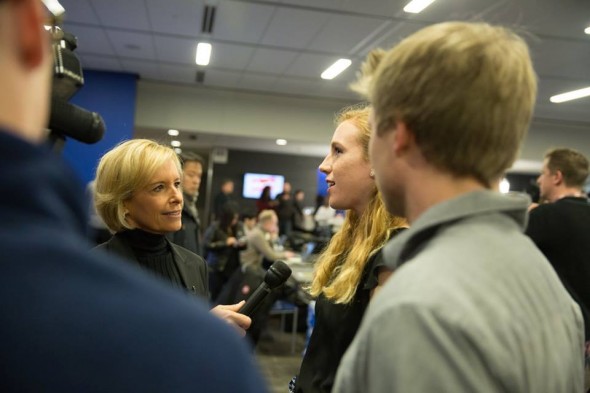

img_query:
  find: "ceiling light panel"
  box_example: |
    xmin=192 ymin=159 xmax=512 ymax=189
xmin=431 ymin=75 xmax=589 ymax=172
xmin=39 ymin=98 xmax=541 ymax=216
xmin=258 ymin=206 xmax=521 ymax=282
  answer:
xmin=403 ymin=0 xmax=437 ymax=14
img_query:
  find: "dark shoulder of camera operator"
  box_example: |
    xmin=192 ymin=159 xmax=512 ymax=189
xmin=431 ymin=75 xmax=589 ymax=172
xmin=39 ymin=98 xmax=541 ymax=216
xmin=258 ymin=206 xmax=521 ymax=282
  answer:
xmin=0 ymin=1 xmax=267 ymax=392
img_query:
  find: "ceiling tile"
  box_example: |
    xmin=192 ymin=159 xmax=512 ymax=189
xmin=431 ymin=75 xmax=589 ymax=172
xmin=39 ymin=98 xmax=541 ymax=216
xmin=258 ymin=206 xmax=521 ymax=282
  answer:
xmin=154 ymin=35 xmax=197 ymax=65
xmin=246 ymin=48 xmax=299 ymax=74
xmin=60 ymin=0 xmax=99 ymax=24
xmin=214 ymin=1 xmax=276 ymax=44
xmin=278 ymin=0 xmax=403 ymax=16
xmin=105 ymin=30 xmax=157 ymax=60
xmin=260 ymin=8 xmax=330 ymax=49
xmin=530 ymin=38 xmax=590 ymax=81
xmin=284 ymin=52 xmax=343 ymax=78
xmin=62 ymin=24 xmax=115 ymax=56
xmin=89 ymin=0 xmax=151 ymax=30
xmin=307 ymin=14 xmax=387 ymax=54
xmin=362 ymin=21 xmax=425 ymax=54
xmin=536 ymin=77 xmax=590 ymax=123
xmin=209 ymin=43 xmax=256 ymax=71
xmin=145 ymin=0 xmax=204 ymax=36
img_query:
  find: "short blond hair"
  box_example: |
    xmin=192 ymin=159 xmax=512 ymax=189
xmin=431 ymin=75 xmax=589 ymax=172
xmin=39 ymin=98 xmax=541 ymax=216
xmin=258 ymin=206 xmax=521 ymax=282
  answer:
xmin=94 ymin=139 xmax=182 ymax=232
xmin=354 ymin=22 xmax=537 ymax=187
xmin=258 ymin=209 xmax=277 ymax=224
xmin=545 ymin=148 xmax=590 ymax=188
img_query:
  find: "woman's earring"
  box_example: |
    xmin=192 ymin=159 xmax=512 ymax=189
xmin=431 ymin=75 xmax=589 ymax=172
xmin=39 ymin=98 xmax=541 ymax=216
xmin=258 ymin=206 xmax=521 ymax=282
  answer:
xmin=370 ymin=169 xmax=375 ymax=178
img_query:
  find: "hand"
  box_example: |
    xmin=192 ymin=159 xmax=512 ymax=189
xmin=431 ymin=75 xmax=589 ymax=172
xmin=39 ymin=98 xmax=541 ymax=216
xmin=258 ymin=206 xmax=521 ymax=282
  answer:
xmin=226 ymin=237 xmax=237 ymax=246
xmin=284 ymin=250 xmax=296 ymax=259
xmin=210 ymin=301 xmax=251 ymax=337
xmin=528 ymin=202 xmax=539 ymax=212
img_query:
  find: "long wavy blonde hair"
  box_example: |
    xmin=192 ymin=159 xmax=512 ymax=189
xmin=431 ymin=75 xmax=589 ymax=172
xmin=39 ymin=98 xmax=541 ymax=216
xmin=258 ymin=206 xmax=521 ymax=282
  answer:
xmin=309 ymin=105 xmax=407 ymax=304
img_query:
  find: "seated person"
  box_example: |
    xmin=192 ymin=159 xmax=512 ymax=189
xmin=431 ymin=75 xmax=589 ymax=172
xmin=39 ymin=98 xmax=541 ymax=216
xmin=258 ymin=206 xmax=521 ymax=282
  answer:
xmin=220 ymin=210 xmax=294 ymax=345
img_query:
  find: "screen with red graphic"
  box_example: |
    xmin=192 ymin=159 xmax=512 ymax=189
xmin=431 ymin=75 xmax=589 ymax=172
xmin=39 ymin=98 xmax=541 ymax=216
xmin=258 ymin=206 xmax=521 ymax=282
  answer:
xmin=242 ymin=173 xmax=285 ymax=199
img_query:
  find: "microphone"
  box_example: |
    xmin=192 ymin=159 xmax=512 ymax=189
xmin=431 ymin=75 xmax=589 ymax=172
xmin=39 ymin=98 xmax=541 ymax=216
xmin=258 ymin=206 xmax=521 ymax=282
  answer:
xmin=49 ymin=96 xmax=106 ymax=144
xmin=239 ymin=260 xmax=292 ymax=316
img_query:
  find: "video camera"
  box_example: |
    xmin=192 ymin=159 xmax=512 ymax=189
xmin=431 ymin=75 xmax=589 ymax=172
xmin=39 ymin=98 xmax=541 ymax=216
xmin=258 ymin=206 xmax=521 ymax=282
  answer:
xmin=46 ymin=15 xmax=106 ymax=151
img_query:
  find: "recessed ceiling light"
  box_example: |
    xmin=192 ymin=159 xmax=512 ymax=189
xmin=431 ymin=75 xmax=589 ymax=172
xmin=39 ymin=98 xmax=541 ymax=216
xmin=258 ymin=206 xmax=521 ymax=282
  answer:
xmin=168 ymin=129 xmax=179 ymax=136
xmin=550 ymin=86 xmax=590 ymax=103
xmin=276 ymin=139 xmax=288 ymax=146
xmin=321 ymin=59 xmax=352 ymax=80
xmin=171 ymin=140 xmax=182 ymax=147
xmin=403 ymin=0 xmax=437 ymax=14
xmin=174 ymin=148 xmax=182 ymax=154
xmin=41 ymin=0 xmax=65 ymax=16
xmin=585 ymin=26 xmax=590 ymax=35
xmin=196 ymin=42 xmax=212 ymax=66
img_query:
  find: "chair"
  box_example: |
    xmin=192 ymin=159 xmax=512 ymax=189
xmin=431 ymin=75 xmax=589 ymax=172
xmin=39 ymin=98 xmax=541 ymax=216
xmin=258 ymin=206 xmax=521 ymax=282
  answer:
xmin=269 ymin=300 xmax=299 ymax=354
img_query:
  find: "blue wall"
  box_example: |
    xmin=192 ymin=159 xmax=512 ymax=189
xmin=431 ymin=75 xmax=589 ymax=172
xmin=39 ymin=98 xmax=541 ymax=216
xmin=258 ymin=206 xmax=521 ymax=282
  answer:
xmin=316 ymin=169 xmax=327 ymax=197
xmin=62 ymin=70 xmax=137 ymax=184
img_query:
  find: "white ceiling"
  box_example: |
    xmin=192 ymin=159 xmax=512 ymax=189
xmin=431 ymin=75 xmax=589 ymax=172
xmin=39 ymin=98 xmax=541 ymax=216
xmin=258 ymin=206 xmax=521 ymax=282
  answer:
xmin=59 ymin=0 xmax=590 ymax=158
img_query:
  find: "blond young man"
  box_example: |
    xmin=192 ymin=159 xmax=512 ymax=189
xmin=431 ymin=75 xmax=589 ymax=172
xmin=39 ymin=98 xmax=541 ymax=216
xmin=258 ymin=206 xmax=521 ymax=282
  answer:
xmin=334 ymin=22 xmax=584 ymax=392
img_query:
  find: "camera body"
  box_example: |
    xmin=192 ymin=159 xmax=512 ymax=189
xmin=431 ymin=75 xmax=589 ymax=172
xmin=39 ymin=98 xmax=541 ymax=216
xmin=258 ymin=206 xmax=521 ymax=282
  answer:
xmin=47 ymin=26 xmax=105 ymax=150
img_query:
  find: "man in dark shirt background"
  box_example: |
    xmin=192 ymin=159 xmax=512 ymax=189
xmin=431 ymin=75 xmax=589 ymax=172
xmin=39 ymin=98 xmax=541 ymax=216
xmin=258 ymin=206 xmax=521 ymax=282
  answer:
xmin=213 ymin=178 xmax=236 ymax=220
xmin=526 ymin=147 xmax=590 ymax=389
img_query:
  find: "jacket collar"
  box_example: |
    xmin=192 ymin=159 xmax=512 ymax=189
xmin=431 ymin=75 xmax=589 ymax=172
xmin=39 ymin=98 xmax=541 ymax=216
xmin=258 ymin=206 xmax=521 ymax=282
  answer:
xmin=382 ymin=190 xmax=530 ymax=269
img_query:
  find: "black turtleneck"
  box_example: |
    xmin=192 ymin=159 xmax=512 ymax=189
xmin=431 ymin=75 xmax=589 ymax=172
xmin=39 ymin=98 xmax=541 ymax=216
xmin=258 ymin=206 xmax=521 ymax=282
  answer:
xmin=116 ymin=230 xmax=183 ymax=288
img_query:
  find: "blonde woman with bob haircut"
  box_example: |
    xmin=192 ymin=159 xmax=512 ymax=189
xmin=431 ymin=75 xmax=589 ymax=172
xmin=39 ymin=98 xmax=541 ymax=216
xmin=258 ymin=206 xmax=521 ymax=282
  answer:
xmin=94 ymin=139 xmax=251 ymax=335
xmin=293 ymin=105 xmax=407 ymax=393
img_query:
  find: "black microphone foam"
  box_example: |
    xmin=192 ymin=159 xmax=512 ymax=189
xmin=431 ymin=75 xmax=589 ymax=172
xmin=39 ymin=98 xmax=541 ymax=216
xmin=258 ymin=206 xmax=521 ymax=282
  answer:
xmin=239 ymin=260 xmax=292 ymax=316
xmin=49 ymin=96 xmax=106 ymax=144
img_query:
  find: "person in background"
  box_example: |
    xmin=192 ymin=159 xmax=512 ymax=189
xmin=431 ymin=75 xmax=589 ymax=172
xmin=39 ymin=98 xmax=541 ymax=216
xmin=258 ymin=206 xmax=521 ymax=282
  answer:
xmin=275 ymin=181 xmax=295 ymax=236
xmin=203 ymin=204 xmax=247 ymax=301
xmin=93 ymin=139 xmax=251 ymax=336
xmin=240 ymin=210 xmax=295 ymax=271
xmin=213 ymin=179 xmax=236 ymax=220
xmin=334 ymin=22 xmax=584 ymax=392
xmin=240 ymin=211 xmax=258 ymax=237
xmin=256 ymin=185 xmax=277 ymax=214
xmin=526 ymin=147 xmax=590 ymax=390
xmin=0 ymin=0 xmax=266 ymax=391
xmin=292 ymin=189 xmax=307 ymax=232
xmin=313 ymin=195 xmax=336 ymax=237
xmin=293 ymin=105 xmax=408 ymax=393
xmin=167 ymin=152 xmax=204 ymax=256
xmin=235 ymin=209 xmax=295 ymax=344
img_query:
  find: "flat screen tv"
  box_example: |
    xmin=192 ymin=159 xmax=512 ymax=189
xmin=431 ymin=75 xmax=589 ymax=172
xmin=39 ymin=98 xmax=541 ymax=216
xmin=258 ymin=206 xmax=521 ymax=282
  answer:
xmin=242 ymin=173 xmax=285 ymax=199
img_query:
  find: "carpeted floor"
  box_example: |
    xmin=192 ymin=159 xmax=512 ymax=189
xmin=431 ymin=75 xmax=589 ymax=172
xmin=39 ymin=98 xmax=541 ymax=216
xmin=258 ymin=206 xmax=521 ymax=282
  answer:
xmin=255 ymin=317 xmax=307 ymax=393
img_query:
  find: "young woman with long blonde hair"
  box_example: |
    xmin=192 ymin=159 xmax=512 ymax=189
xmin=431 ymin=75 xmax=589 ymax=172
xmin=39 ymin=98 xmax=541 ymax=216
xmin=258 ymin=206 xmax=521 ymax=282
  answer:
xmin=294 ymin=105 xmax=407 ymax=393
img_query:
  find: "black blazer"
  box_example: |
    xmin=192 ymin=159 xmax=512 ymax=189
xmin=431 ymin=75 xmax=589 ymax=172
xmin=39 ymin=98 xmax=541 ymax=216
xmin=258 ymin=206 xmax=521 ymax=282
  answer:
xmin=94 ymin=234 xmax=209 ymax=299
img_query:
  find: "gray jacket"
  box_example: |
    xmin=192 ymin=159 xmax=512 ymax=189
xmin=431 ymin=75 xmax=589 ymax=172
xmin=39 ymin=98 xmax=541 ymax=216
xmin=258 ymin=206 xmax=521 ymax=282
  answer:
xmin=334 ymin=191 xmax=584 ymax=393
